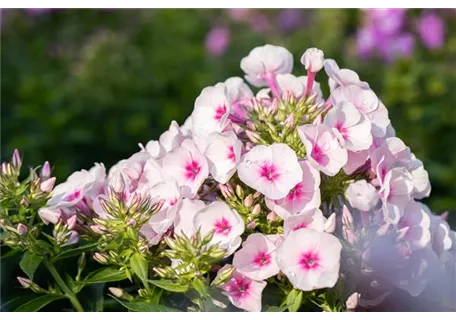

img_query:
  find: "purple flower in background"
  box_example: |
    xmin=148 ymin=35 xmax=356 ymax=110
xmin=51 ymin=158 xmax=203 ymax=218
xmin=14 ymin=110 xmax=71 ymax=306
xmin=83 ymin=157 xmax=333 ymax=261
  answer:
xmin=278 ymin=9 xmax=302 ymax=33
xmin=249 ymin=13 xmax=271 ymax=33
xmin=205 ymin=26 xmax=231 ymax=57
xmin=226 ymin=8 xmax=249 ymax=22
xmin=363 ymin=9 xmax=406 ymax=36
xmin=417 ymin=13 xmax=445 ymax=49
xmin=24 ymin=9 xmax=52 ymax=15
xmin=356 ymin=26 xmax=376 ymax=58
xmin=389 ymin=33 xmax=415 ymax=60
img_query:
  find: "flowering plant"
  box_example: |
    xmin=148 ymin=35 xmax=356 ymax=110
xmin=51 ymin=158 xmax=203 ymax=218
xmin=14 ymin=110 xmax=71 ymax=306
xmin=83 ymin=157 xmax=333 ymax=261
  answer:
xmin=1 ymin=44 xmax=455 ymax=312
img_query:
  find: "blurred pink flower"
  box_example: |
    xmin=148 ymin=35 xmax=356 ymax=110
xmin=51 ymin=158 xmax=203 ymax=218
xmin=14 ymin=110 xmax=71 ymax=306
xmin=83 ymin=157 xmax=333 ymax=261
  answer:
xmin=205 ymin=26 xmax=231 ymax=57
xmin=417 ymin=12 xmax=445 ymax=49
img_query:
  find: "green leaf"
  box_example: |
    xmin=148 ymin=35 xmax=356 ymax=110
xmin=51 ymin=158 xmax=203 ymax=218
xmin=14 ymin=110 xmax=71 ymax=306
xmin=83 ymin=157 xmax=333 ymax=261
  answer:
xmin=130 ymin=253 xmax=149 ymax=284
xmin=81 ymin=267 xmax=128 ymax=284
xmin=53 ymin=243 xmax=98 ymax=261
xmin=192 ymin=277 xmax=209 ymax=297
xmin=148 ymin=279 xmax=189 ymax=293
xmin=286 ymin=289 xmax=303 ymax=312
xmin=265 ymin=305 xmax=288 ymax=312
xmin=109 ymin=295 xmax=180 ymax=312
xmin=19 ymin=251 xmax=43 ymax=279
xmin=14 ymin=295 xmax=64 ymax=312
xmin=1 ymin=248 xmax=20 ymax=259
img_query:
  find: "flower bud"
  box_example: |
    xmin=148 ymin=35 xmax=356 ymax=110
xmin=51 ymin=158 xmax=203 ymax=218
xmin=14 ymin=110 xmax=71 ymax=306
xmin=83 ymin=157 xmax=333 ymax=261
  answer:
xmin=109 ymin=287 xmax=125 ymax=298
xmin=94 ymin=252 xmax=109 ymax=264
xmin=346 ymin=292 xmax=360 ymax=311
xmin=300 ymin=48 xmax=324 ymax=73
xmin=245 ymin=130 xmax=261 ymax=144
xmin=1 ymin=162 xmax=9 ymax=175
xmin=219 ymin=184 xmax=235 ymax=200
xmin=17 ymin=277 xmax=32 ymax=289
xmin=66 ymin=215 xmax=78 ymax=230
xmin=11 ymin=149 xmax=22 ymax=170
xmin=243 ymin=195 xmax=253 ymax=208
xmin=17 ymin=223 xmax=28 ymax=236
xmin=40 ymin=177 xmax=56 ymax=193
xmin=235 ymin=185 xmax=244 ymax=199
xmin=247 ymin=221 xmax=256 ymax=230
xmin=38 ymin=207 xmax=61 ymax=225
xmin=212 ymin=266 xmax=235 ymax=286
xmin=267 ymin=211 xmax=278 ymax=222
xmin=62 ymin=230 xmax=79 ymax=246
xmin=251 ymin=204 xmax=261 ymax=216
xmin=40 ymin=161 xmax=51 ymax=180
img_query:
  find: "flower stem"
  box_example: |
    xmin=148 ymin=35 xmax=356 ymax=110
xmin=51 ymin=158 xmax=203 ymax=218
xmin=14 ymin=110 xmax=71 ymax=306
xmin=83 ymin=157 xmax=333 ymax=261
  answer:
xmin=44 ymin=260 xmax=84 ymax=312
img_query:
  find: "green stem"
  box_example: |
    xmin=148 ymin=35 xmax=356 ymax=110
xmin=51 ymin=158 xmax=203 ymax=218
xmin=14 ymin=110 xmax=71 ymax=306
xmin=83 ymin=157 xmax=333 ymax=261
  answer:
xmin=44 ymin=260 xmax=84 ymax=312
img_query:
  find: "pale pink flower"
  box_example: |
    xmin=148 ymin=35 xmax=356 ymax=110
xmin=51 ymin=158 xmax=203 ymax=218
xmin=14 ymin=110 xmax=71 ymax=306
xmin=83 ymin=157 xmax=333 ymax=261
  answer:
xmin=283 ymin=208 xmax=326 ymax=236
xmin=408 ymin=154 xmax=431 ymax=199
xmin=324 ymin=101 xmax=372 ymax=151
xmin=47 ymin=163 xmax=106 ymax=207
xmin=297 ymin=124 xmax=348 ymax=176
xmin=191 ymin=83 xmax=231 ymax=138
xmin=379 ymin=167 xmax=414 ymax=221
xmin=203 ymin=132 xmax=242 ymax=184
xmin=38 ymin=207 xmax=61 ymax=224
xmin=398 ymin=200 xmax=431 ymax=250
xmin=174 ymin=199 xmax=206 ymax=237
xmin=193 ymin=201 xmax=244 ymax=256
xmin=162 ymin=139 xmax=209 ymax=198
xmin=275 ymin=73 xmax=305 ymax=98
xmin=346 ymin=179 xmax=379 ymax=212
xmin=265 ymin=160 xmax=320 ymax=219
xmin=224 ymin=77 xmax=253 ymax=119
xmin=216 ymin=265 xmax=267 ymax=312
xmin=159 ymin=120 xmax=185 ymax=152
xmin=323 ymin=59 xmax=370 ymax=92
xmin=428 ymin=211 xmax=453 ymax=258
xmin=276 ymin=228 xmax=342 ymax=291
xmin=330 ymin=84 xmax=379 ymax=115
xmin=343 ymin=149 xmax=369 ymax=175
xmin=367 ymin=101 xmax=391 ymax=138
xmin=240 ymin=44 xmax=293 ymax=87
xmin=108 ymin=151 xmax=151 ymax=192
xmin=301 ymin=48 xmax=324 ymax=73
xmin=370 ymin=137 xmax=412 ymax=180
xmin=237 ymin=143 xmax=303 ymax=200
xmin=180 ymin=116 xmax=193 ymax=137
xmin=139 ymin=140 xmax=165 ymax=159
xmin=232 ymin=233 xmax=280 ymax=280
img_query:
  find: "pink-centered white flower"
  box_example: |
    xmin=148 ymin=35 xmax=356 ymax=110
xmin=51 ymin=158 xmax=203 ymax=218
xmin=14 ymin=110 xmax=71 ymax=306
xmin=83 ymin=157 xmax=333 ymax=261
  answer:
xmin=216 ymin=265 xmax=267 ymax=312
xmin=276 ymin=228 xmax=342 ymax=291
xmin=297 ymin=124 xmax=348 ymax=176
xmin=203 ymin=132 xmax=242 ymax=184
xmin=224 ymin=77 xmax=253 ymax=119
xmin=237 ymin=143 xmax=302 ymax=200
xmin=275 ymin=74 xmax=324 ymax=102
xmin=343 ymin=149 xmax=369 ymax=175
xmin=397 ymin=200 xmax=431 ymax=250
xmin=283 ymin=208 xmax=326 ymax=236
xmin=240 ymin=44 xmax=293 ymax=87
xmin=265 ymin=160 xmax=320 ymax=219
xmin=174 ymin=199 xmax=206 ymax=237
xmin=47 ymin=163 xmax=106 ymax=207
xmin=193 ymin=201 xmax=244 ymax=256
xmin=191 ymin=83 xmax=231 ymax=138
xmin=324 ymin=101 xmax=372 ymax=151
xmin=346 ymin=179 xmax=379 ymax=212
xmin=159 ymin=120 xmax=185 ymax=152
xmin=162 ymin=139 xmax=209 ymax=198
xmin=232 ymin=233 xmax=280 ymax=280
xmin=324 ymin=59 xmax=370 ymax=92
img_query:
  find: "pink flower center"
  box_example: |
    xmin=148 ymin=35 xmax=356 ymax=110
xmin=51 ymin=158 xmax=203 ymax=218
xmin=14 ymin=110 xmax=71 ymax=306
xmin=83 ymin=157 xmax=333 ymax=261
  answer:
xmin=292 ymin=222 xmax=308 ymax=231
xmin=287 ymin=183 xmax=304 ymax=201
xmin=169 ymin=197 xmax=178 ymax=206
xmin=259 ymin=163 xmax=279 ymax=182
xmin=335 ymin=122 xmax=349 ymax=139
xmin=253 ymin=251 xmax=271 ymax=267
xmin=214 ymin=217 xmax=232 ymax=235
xmin=214 ymin=104 xmax=227 ymax=121
xmin=311 ymin=145 xmax=324 ymax=163
xmin=229 ymin=277 xmax=251 ymax=300
xmin=65 ymin=189 xmax=81 ymax=202
xmin=227 ymin=146 xmax=236 ymax=163
xmin=184 ymin=160 xmax=201 ymax=181
xmin=299 ymin=251 xmax=320 ymax=270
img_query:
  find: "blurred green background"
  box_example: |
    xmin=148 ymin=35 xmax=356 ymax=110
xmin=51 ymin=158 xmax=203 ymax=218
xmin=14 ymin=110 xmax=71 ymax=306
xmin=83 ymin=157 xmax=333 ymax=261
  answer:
xmin=1 ymin=8 xmax=456 ymax=311
xmin=1 ymin=8 xmax=456 ymax=222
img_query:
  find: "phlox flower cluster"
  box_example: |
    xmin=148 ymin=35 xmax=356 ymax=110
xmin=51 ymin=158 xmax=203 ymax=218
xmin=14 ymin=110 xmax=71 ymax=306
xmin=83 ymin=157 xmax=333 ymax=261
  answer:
xmin=34 ymin=44 xmax=455 ymax=312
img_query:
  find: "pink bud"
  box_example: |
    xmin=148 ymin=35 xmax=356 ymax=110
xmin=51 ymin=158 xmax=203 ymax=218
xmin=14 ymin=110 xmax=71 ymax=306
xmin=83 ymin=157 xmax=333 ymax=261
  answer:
xmin=346 ymin=292 xmax=360 ymax=310
xmin=110 ymin=173 xmax=126 ymax=193
xmin=63 ymin=231 xmax=79 ymax=246
xmin=12 ymin=149 xmax=22 ymax=169
xmin=90 ymin=225 xmax=106 ymax=234
xmin=17 ymin=223 xmax=28 ymax=236
xmin=40 ymin=177 xmax=56 ymax=192
xmin=40 ymin=161 xmax=51 ymax=179
xmin=251 ymin=204 xmax=261 ymax=216
xmin=247 ymin=221 xmax=256 ymax=230
xmin=94 ymin=252 xmax=109 ymax=264
xmin=267 ymin=211 xmax=278 ymax=222
xmin=341 ymin=205 xmax=353 ymax=227
xmin=17 ymin=277 xmax=32 ymax=288
xmin=300 ymin=48 xmax=324 ymax=73
xmin=1 ymin=162 xmax=8 ymax=174
xmin=66 ymin=215 xmax=78 ymax=230
xmin=109 ymin=287 xmax=124 ymax=298
xmin=38 ymin=207 xmax=61 ymax=225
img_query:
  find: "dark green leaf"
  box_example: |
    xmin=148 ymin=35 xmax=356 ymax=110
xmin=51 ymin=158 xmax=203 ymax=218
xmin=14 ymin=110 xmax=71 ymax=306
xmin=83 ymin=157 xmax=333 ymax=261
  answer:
xmin=286 ymin=289 xmax=303 ymax=312
xmin=53 ymin=243 xmax=98 ymax=261
xmin=192 ymin=277 xmax=209 ymax=297
xmin=14 ymin=295 xmax=64 ymax=312
xmin=109 ymin=295 xmax=180 ymax=312
xmin=81 ymin=267 xmax=128 ymax=284
xmin=1 ymin=248 xmax=20 ymax=259
xmin=130 ymin=253 xmax=149 ymax=284
xmin=148 ymin=279 xmax=189 ymax=293
xmin=265 ymin=305 xmax=288 ymax=312
xmin=19 ymin=251 xmax=43 ymax=279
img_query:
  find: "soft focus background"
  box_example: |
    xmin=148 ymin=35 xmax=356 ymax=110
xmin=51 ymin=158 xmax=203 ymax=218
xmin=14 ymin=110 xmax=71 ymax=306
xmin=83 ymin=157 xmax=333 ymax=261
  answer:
xmin=1 ymin=9 xmax=456 ymax=304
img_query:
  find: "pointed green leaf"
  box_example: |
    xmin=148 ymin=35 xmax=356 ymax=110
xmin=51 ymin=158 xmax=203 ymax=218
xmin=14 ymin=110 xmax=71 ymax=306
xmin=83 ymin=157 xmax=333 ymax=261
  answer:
xmin=109 ymin=296 xmax=180 ymax=312
xmin=19 ymin=251 xmax=43 ymax=279
xmin=14 ymin=295 xmax=64 ymax=312
xmin=286 ymin=289 xmax=303 ymax=312
xmin=265 ymin=305 xmax=288 ymax=312
xmin=53 ymin=243 xmax=98 ymax=261
xmin=81 ymin=267 xmax=128 ymax=284
xmin=130 ymin=253 xmax=149 ymax=283
xmin=148 ymin=279 xmax=189 ymax=293
xmin=192 ymin=277 xmax=209 ymax=297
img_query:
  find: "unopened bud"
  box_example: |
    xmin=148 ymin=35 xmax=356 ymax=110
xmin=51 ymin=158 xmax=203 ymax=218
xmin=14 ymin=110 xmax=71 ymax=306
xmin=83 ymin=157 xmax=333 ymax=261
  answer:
xmin=346 ymin=292 xmax=360 ymax=311
xmin=201 ymin=230 xmax=215 ymax=246
xmin=301 ymin=48 xmax=324 ymax=73
xmin=40 ymin=177 xmax=56 ymax=192
xmin=1 ymin=162 xmax=8 ymax=175
xmin=243 ymin=195 xmax=253 ymax=208
xmin=219 ymin=184 xmax=235 ymax=200
xmin=267 ymin=211 xmax=278 ymax=222
xmin=12 ymin=149 xmax=22 ymax=170
xmin=38 ymin=207 xmax=61 ymax=225
xmin=94 ymin=252 xmax=109 ymax=264
xmin=251 ymin=204 xmax=261 ymax=216
xmin=235 ymin=185 xmax=244 ymax=199
xmin=247 ymin=221 xmax=256 ymax=230
xmin=109 ymin=287 xmax=125 ymax=298
xmin=17 ymin=223 xmax=28 ymax=236
xmin=210 ymin=249 xmax=226 ymax=260
xmin=283 ymin=113 xmax=295 ymax=129
xmin=17 ymin=277 xmax=32 ymax=288
xmin=66 ymin=215 xmax=78 ymax=230
xmin=40 ymin=161 xmax=52 ymax=180
xmin=245 ymin=130 xmax=261 ymax=144
xmin=212 ymin=266 xmax=235 ymax=286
